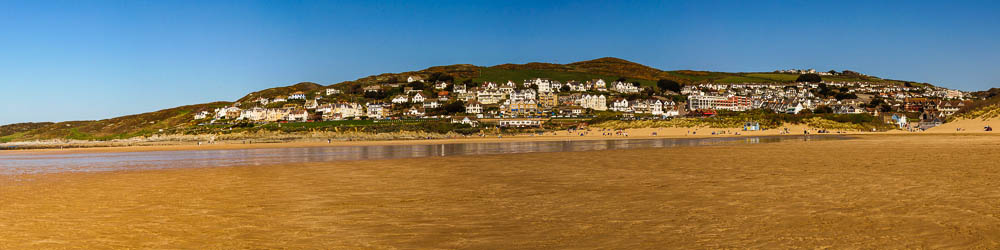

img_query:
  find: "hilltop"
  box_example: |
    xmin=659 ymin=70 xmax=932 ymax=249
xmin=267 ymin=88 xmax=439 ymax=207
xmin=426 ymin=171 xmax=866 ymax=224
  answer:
xmin=325 ymin=57 xmax=921 ymax=92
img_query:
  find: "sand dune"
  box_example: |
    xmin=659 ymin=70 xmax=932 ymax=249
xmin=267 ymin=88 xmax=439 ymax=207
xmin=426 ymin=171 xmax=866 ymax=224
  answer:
xmin=926 ymin=117 xmax=996 ymax=133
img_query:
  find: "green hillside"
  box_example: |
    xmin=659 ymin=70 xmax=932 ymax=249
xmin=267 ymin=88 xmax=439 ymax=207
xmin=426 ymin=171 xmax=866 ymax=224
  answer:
xmin=953 ymin=88 xmax=1000 ymax=120
xmin=1 ymin=57 xmax=943 ymax=142
xmin=237 ymin=82 xmax=324 ymax=103
xmin=1 ymin=102 xmax=232 ymax=142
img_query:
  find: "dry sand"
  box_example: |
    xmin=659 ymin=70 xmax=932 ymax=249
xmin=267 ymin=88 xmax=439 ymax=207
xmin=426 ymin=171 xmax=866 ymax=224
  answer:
xmin=2 ymin=134 xmax=1000 ymax=248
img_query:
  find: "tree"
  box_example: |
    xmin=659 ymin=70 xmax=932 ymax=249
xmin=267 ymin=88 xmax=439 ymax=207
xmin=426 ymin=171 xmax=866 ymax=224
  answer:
xmin=828 ymin=70 xmax=837 ymax=75
xmin=796 ymin=73 xmax=822 ymax=83
xmin=657 ymin=79 xmax=682 ymax=93
xmin=813 ymin=106 xmax=834 ymax=114
xmin=443 ymin=101 xmax=465 ymax=114
xmin=868 ymin=98 xmax=885 ymax=108
xmin=363 ymin=91 xmax=388 ymax=100
xmin=631 ymin=82 xmax=641 ymax=87
xmin=406 ymin=81 xmax=425 ymax=90
xmin=904 ymin=82 xmax=913 ymax=87
xmin=616 ymin=77 xmax=627 ymax=83
xmin=559 ymin=85 xmax=571 ymax=92
xmin=834 ymin=92 xmax=858 ymax=100
xmin=427 ymin=72 xmax=454 ymax=83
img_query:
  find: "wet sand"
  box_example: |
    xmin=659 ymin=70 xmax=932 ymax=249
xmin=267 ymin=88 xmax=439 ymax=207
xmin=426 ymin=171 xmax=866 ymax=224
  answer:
xmin=0 ymin=125 xmax=857 ymax=155
xmin=2 ymin=134 xmax=1000 ymax=248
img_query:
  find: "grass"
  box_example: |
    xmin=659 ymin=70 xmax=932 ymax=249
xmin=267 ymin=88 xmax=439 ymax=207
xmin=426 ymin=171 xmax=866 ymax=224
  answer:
xmin=0 ymin=132 xmax=27 ymax=143
xmin=744 ymin=73 xmax=800 ymax=82
xmin=593 ymin=110 xmax=894 ymax=131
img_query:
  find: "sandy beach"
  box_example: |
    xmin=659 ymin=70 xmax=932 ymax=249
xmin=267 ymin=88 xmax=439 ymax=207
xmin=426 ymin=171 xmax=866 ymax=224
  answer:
xmin=0 ymin=124 xmax=879 ymax=155
xmin=1 ymin=134 xmax=999 ymax=248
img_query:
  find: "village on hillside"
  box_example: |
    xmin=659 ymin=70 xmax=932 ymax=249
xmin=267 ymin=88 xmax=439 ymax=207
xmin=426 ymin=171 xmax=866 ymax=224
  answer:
xmin=195 ymin=70 xmax=973 ymax=132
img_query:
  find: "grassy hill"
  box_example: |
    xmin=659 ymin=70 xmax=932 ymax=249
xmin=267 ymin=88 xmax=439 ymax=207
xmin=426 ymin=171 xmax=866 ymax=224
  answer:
xmin=1 ymin=102 xmax=232 ymax=142
xmin=2 ymin=57 xmax=943 ymax=142
xmin=953 ymin=88 xmax=1000 ymax=120
xmin=237 ymin=82 xmax=324 ymax=103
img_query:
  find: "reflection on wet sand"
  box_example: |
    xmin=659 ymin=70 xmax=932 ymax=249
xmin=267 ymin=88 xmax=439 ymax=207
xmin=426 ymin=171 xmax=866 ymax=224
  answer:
xmin=0 ymin=135 xmax=845 ymax=175
xmin=2 ymin=135 xmax=1000 ymax=249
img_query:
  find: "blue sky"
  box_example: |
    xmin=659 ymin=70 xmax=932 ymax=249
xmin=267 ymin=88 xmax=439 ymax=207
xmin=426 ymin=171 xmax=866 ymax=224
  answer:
xmin=1 ymin=0 xmax=998 ymax=124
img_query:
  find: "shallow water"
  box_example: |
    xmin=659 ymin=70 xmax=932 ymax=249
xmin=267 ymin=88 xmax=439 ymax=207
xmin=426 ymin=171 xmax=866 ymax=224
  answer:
xmin=0 ymin=135 xmax=847 ymax=175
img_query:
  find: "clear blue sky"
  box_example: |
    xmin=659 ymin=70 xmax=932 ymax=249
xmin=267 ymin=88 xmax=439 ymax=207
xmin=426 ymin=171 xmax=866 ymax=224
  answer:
xmin=2 ymin=0 xmax=998 ymax=125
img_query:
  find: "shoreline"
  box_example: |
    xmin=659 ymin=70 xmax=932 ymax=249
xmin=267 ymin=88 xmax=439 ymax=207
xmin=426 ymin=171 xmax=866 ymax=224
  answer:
xmin=0 ymin=125 xmax=849 ymax=155
xmin=2 ymin=125 xmax=994 ymax=156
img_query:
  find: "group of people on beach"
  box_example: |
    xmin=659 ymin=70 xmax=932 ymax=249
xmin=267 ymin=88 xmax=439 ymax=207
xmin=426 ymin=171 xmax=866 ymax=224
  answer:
xmin=597 ymin=128 xmax=628 ymax=137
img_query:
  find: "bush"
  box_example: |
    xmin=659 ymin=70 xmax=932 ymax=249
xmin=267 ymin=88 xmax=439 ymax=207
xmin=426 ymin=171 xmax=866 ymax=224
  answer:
xmin=796 ymin=74 xmax=822 ymax=83
xmin=657 ymin=79 xmax=682 ymax=93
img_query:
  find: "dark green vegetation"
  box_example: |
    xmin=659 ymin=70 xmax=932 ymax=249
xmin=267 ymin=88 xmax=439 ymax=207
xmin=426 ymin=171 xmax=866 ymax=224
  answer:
xmin=812 ymin=83 xmax=859 ymax=100
xmin=657 ymin=79 xmax=682 ymax=93
xmin=711 ymin=110 xmax=893 ymax=131
xmin=796 ymin=73 xmax=823 ymax=83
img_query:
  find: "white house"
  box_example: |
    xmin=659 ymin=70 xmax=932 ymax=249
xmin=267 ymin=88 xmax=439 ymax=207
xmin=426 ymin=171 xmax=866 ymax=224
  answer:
xmin=391 ymin=95 xmax=409 ymax=104
xmin=411 ymin=93 xmax=426 ymax=103
xmin=786 ymin=103 xmax=805 ymax=114
xmin=434 ymin=81 xmax=448 ymax=90
xmin=613 ymin=81 xmax=640 ymax=93
xmin=611 ymin=99 xmax=631 ymax=112
xmin=239 ymin=107 xmax=266 ymax=121
xmin=567 ymin=81 xmax=588 ymax=92
xmin=591 ymin=79 xmax=607 ymax=91
xmin=286 ymin=109 xmax=309 ymax=122
xmin=477 ymin=89 xmax=503 ymax=104
xmin=423 ymin=101 xmax=441 ymax=109
xmin=499 ymin=119 xmax=542 ymax=127
xmin=214 ymin=106 xmax=242 ymax=119
xmin=482 ymin=81 xmax=497 ymax=89
xmin=325 ymin=88 xmax=341 ymax=95
xmin=255 ymin=97 xmax=270 ymax=105
xmin=406 ymin=107 xmax=425 ymax=117
xmin=193 ymin=110 xmax=211 ymax=120
xmin=407 ymin=76 xmax=424 ymax=83
xmin=289 ymin=91 xmax=306 ymax=100
xmin=451 ymin=116 xmax=479 ymax=127
xmin=366 ymin=103 xmax=385 ymax=119
xmin=534 ymin=78 xmax=552 ymax=92
xmin=336 ymin=103 xmax=364 ymax=118
xmin=465 ymin=101 xmax=483 ymax=114
xmin=578 ymin=94 xmax=607 ymax=111
xmin=304 ymin=99 xmax=319 ymax=109
xmin=272 ymin=96 xmax=287 ymax=103
xmin=549 ymin=81 xmax=563 ymax=92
